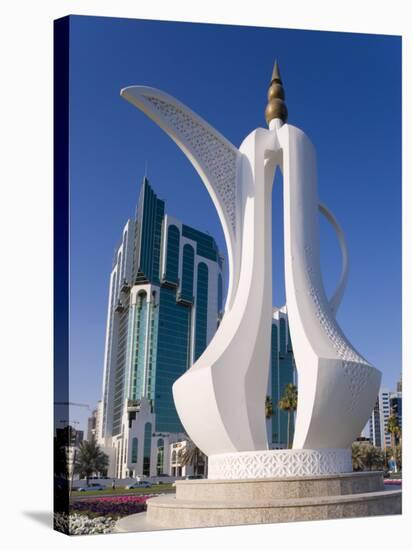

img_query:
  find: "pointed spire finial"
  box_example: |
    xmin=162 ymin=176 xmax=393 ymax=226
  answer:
xmin=265 ymin=60 xmax=288 ymax=126
xmin=271 ymin=60 xmax=281 ymax=83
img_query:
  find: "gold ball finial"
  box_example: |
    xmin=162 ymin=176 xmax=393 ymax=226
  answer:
xmin=265 ymin=60 xmax=288 ymax=126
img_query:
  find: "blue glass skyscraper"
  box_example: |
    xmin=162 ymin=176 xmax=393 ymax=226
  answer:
xmin=99 ymin=178 xmax=224 ymax=478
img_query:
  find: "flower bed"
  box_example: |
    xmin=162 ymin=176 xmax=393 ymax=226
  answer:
xmin=384 ymin=479 xmax=402 ymax=486
xmin=70 ymin=495 xmax=150 ymax=518
xmin=54 ymin=494 xmax=157 ymax=535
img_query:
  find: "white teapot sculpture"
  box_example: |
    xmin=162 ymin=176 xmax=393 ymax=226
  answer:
xmin=121 ymin=62 xmax=381 ymax=479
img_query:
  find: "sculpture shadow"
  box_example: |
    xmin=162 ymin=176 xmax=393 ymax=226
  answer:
xmin=22 ymin=510 xmax=52 ymax=529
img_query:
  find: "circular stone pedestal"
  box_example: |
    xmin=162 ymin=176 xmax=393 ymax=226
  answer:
xmin=208 ymin=449 xmax=353 ymax=479
xmin=115 ymin=472 xmax=401 ymax=533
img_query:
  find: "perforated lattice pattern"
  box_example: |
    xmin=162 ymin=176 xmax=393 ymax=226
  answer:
xmin=208 ymin=449 xmax=352 ymax=479
xmin=144 ymin=96 xmax=238 ymax=233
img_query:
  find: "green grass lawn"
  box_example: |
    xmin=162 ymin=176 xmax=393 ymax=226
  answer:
xmin=71 ymin=483 xmax=175 ymax=498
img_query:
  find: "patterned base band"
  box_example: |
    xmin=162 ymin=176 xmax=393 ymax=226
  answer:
xmin=208 ymin=449 xmax=353 ymax=480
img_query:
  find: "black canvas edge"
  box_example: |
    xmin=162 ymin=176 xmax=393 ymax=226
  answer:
xmin=53 ymin=15 xmax=71 ymax=535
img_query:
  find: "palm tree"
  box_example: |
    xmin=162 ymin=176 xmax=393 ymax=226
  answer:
xmin=387 ymin=414 xmax=401 ymax=448
xmin=278 ymin=383 xmax=298 ymax=449
xmin=360 ymin=444 xmax=384 ymax=471
xmin=351 ymin=443 xmax=364 ymax=471
xmin=54 ymin=437 xmax=69 ymax=478
xmin=395 ymin=442 xmax=402 ymax=471
xmin=383 ymin=446 xmax=393 ymax=470
xmin=74 ymin=437 xmax=109 ymax=485
xmin=180 ymin=438 xmax=207 ymax=477
xmin=265 ymin=396 xmax=274 ymax=419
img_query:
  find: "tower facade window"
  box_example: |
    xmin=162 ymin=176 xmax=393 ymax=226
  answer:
xmin=131 ymin=437 xmax=138 ymax=464
xmin=143 ymin=422 xmax=152 ymax=476
xmin=195 ymin=262 xmax=209 ymax=360
xmin=218 ymin=273 xmax=223 ymax=316
xmin=164 ymin=225 xmax=180 ymax=284
xmin=181 ymin=244 xmax=195 ymax=302
xmin=156 ymin=438 xmax=164 ymax=475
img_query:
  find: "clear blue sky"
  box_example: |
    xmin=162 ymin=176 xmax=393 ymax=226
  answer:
xmin=67 ymin=15 xmax=401 ymax=432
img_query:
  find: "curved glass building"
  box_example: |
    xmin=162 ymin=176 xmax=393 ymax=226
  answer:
xmin=99 ymin=177 xmax=224 ymax=478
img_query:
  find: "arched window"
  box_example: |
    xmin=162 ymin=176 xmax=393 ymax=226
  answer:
xmin=143 ymin=422 xmax=152 ymax=476
xmin=181 ymin=244 xmax=195 ymax=301
xmin=279 ymin=318 xmax=286 ymax=357
xmin=156 ymin=438 xmax=164 ymax=475
xmin=195 ymin=262 xmax=209 ymax=360
xmin=218 ymin=273 xmax=223 ymax=315
xmin=131 ymin=290 xmax=148 ymax=399
xmin=164 ymin=225 xmax=180 ymax=284
xmin=111 ymin=270 xmax=118 ymax=309
xmin=131 ymin=437 xmax=138 ymax=464
xmin=122 ymin=231 xmax=128 ymax=278
xmin=137 ymin=290 xmax=147 ymax=307
xmin=117 ymin=251 xmax=123 ymax=290
xmin=287 ymin=321 xmax=293 ymax=352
